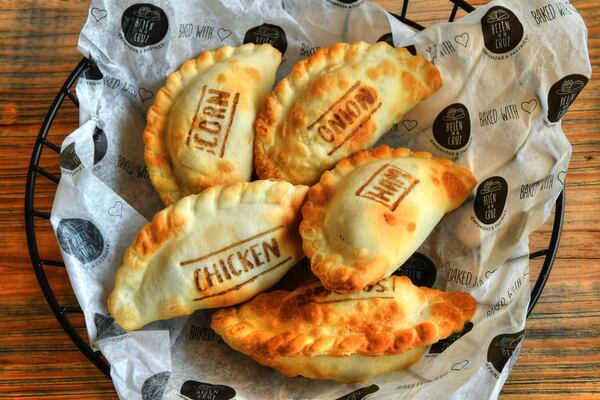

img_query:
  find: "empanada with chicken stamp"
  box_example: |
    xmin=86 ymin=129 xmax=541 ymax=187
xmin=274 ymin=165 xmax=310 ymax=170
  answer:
xmin=211 ymin=275 xmax=476 ymax=383
xmin=109 ymin=180 xmax=307 ymax=331
xmin=145 ymin=44 xmax=282 ymax=205
xmin=254 ymin=41 xmax=442 ymax=186
xmin=301 ymin=145 xmax=477 ymax=292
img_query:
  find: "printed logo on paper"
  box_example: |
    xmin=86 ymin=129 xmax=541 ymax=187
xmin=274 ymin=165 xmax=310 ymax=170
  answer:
xmin=472 ymin=176 xmax=508 ymax=227
xmin=121 ymin=4 xmax=169 ymax=48
xmin=377 ymin=32 xmax=394 ymax=47
xmin=180 ymin=380 xmax=236 ymax=400
xmin=432 ymin=103 xmax=471 ymax=153
xmin=57 ymin=218 xmax=107 ymax=266
xmin=481 ymin=6 xmax=524 ymax=54
xmin=93 ymin=127 xmax=108 ymax=165
xmin=430 ymin=322 xmax=473 ymax=354
xmin=487 ymin=330 xmax=525 ymax=375
xmin=243 ymin=23 xmax=287 ymax=56
xmin=326 ymin=0 xmax=364 ymax=8
xmin=60 ymin=142 xmax=82 ymax=171
xmin=336 ymin=384 xmax=380 ymax=400
xmin=393 ymin=252 xmax=437 ymax=288
xmin=547 ymin=74 xmax=588 ymax=123
xmin=84 ymin=57 xmax=103 ymax=81
xmin=141 ymin=371 xmax=170 ymax=400
xmin=94 ymin=313 xmax=126 ymax=340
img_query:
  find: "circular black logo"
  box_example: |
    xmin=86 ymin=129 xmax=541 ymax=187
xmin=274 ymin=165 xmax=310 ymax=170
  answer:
xmin=180 ymin=381 xmax=235 ymax=400
xmin=84 ymin=57 xmax=103 ymax=80
xmin=473 ymin=176 xmax=508 ymax=225
xmin=481 ymin=6 xmax=524 ymax=54
xmin=487 ymin=330 xmax=525 ymax=373
xmin=243 ymin=23 xmax=287 ymax=56
xmin=393 ymin=252 xmax=437 ymax=288
xmin=336 ymin=384 xmax=379 ymax=400
xmin=121 ymin=4 xmax=169 ymax=48
xmin=547 ymin=74 xmax=588 ymax=123
xmin=377 ymin=32 xmax=394 ymax=47
xmin=94 ymin=313 xmax=125 ymax=340
xmin=60 ymin=142 xmax=82 ymax=171
xmin=433 ymin=103 xmax=471 ymax=150
xmin=93 ymin=127 xmax=108 ymax=165
xmin=430 ymin=322 xmax=473 ymax=354
xmin=56 ymin=218 xmax=104 ymax=265
xmin=142 ymin=371 xmax=170 ymax=400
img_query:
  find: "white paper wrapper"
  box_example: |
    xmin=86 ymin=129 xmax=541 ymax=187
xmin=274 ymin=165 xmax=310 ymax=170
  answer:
xmin=50 ymin=0 xmax=590 ymax=398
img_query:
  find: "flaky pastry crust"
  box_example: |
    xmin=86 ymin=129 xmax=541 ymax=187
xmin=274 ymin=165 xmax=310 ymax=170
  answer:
xmin=211 ymin=275 xmax=476 ymax=383
xmin=254 ymin=41 xmax=442 ymax=186
xmin=145 ymin=44 xmax=281 ymax=205
xmin=300 ymin=145 xmax=477 ymax=292
xmin=108 ymin=180 xmax=308 ymax=331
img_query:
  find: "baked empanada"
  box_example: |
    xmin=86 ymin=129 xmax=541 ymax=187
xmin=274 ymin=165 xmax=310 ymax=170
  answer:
xmin=301 ymin=145 xmax=477 ymax=292
xmin=211 ymin=275 xmax=476 ymax=383
xmin=254 ymin=41 xmax=442 ymax=186
xmin=145 ymin=44 xmax=282 ymax=205
xmin=108 ymin=180 xmax=308 ymax=331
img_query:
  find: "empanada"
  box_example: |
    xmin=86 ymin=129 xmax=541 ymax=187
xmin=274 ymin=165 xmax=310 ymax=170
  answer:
xmin=145 ymin=44 xmax=282 ymax=205
xmin=301 ymin=145 xmax=477 ymax=292
xmin=211 ymin=275 xmax=476 ymax=383
xmin=254 ymin=41 xmax=442 ymax=186
xmin=108 ymin=180 xmax=308 ymax=331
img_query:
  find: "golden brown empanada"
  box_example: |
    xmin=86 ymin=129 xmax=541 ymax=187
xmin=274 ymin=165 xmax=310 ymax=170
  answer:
xmin=254 ymin=41 xmax=442 ymax=186
xmin=145 ymin=44 xmax=282 ymax=205
xmin=211 ymin=275 xmax=476 ymax=383
xmin=301 ymin=145 xmax=477 ymax=293
xmin=108 ymin=180 xmax=307 ymax=331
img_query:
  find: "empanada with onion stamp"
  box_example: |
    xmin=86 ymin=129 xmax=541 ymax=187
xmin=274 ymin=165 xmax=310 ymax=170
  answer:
xmin=108 ymin=180 xmax=308 ymax=331
xmin=145 ymin=44 xmax=282 ymax=205
xmin=300 ymin=145 xmax=477 ymax=293
xmin=254 ymin=41 xmax=442 ymax=186
xmin=211 ymin=275 xmax=476 ymax=383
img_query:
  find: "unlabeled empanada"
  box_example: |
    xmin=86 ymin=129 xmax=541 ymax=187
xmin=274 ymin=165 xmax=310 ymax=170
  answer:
xmin=108 ymin=180 xmax=308 ymax=331
xmin=254 ymin=41 xmax=442 ymax=186
xmin=145 ymin=44 xmax=282 ymax=205
xmin=301 ymin=145 xmax=477 ymax=293
xmin=211 ymin=275 xmax=476 ymax=383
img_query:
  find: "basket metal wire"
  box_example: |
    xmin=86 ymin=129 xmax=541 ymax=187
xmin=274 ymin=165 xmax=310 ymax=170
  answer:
xmin=24 ymin=0 xmax=563 ymax=379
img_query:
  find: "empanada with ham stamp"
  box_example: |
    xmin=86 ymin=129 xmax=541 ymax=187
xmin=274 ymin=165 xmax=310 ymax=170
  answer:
xmin=254 ymin=41 xmax=442 ymax=186
xmin=109 ymin=180 xmax=307 ymax=331
xmin=300 ymin=145 xmax=477 ymax=293
xmin=211 ymin=275 xmax=476 ymax=383
xmin=145 ymin=44 xmax=281 ymax=205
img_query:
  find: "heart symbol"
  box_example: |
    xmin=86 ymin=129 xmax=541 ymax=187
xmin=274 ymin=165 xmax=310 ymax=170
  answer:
xmin=108 ymin=201 xmax=123 ymax=217
xmin=217 ymin=28 xmax=232 ymax=41
xmin=521 ymin=99 xmax=537 ymax=114
xmin=455 ymin=33 xmax=469 ymax=48
xmin=139 ymin=88 xmax=153 ymax=102
xmin=451 ymin=359 xmax=469 ymax=371
xmin=91 ymin=8 xmax=107 ymax=22
xmin=402 ymin=120 xmax=418 ymax=131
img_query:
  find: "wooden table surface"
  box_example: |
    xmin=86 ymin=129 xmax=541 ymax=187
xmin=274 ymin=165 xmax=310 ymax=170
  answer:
xmin=0 ymin=0 xmax=598 ymax=399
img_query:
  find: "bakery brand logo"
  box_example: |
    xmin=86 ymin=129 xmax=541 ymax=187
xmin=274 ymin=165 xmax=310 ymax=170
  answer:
xmin=94 ymin=313 xmax=125 ymax=340
xmin=472 ymin=176 xmax=508 ymax=229
xmin=93 ymin=127 xmax=108 ymax=166
xmin=141 ymin=371 xmax=170 ymax=400
xmin=180 ymin=380 xmax=236 ymax=400
xmin=432 ymin=103 xmax=471 ymax=153
xmin=60 ymin=142 xmax=82 ymax=175
xmin=57 ymin=218 xmax=109 ymax=267
xmin=121 ymin=4 xmax=168 ymax=48
xmin=243 ymin=23 xmax=287 ymax=56
xmin=481 ymin=6 xmax=525 ymax=58
xmin=326 ymin=0 xmax=364 ymax=8
xmin=430 ymin=322 xmax=473 ymax=354
xmin=355 ymin=163 xmax=419 ymax=211
xmin=180 ymin=226 xmax=291 ymax=301
xmin=310 ymin=81 xmax=381 ymax=155
xmin=186 ymin=86 xmax=239 ymax=158
xmin=336 ymin=384 xmax=380 ymax=400
xmin=546 ymin=74 xmax=588 ymax=123
xmin=487 ymin=330 xmax=525 ymax=377
xmin=394 ymin=252 xmax=437 ymax=288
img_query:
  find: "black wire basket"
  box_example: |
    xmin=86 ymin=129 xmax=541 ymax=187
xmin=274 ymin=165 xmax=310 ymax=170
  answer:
xmin=24 ymin=0 xmax=564 ymax=380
